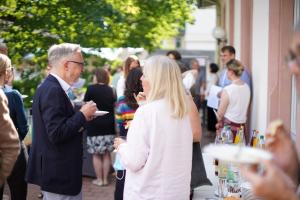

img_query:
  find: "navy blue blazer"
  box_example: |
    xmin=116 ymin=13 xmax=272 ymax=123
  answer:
xmin=26 ymin=75 xmax=86 ymax=195
xmin=5 ymin=89 xmax=28 ymax=140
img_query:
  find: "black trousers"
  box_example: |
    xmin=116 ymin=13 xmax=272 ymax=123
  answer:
xmin=0 ymin=143 xmax=28 ymax=200
xmin=114 ymin=170 xmax=126 ymax=200
xmin=206 ymin=106 xmax=217 ymax=131
xmin=193 ymin=95 xmax=206 ymax=126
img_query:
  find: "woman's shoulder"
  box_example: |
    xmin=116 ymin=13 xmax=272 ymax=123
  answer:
xmin=136 ymin=100 xmax=164 ymax=114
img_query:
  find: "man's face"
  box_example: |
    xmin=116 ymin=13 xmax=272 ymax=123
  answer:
xmin=220 ymin=50 xmax=235 ymax=65
xmin=64 ymin=52 xmax=84 ymax=85
xmin=191 ymin=61 xmax=199 ymax=70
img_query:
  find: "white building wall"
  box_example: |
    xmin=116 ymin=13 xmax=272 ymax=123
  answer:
xmin=251 ymin=0 xmax=269 ymax=133
xmin=183 ymin=7 xmax=216 ymax=51
xmin=234 ymin=0 xmax=241 ymax=59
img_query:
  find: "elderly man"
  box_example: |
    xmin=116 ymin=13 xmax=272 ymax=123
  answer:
xmin=242 ymin=24 xmax=300 ymax=200
xmin=26 ymin=43 xmax=97 ymax=200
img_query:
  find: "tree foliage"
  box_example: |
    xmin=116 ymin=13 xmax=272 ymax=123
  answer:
xmin=0 ymin=0 xmax=195 ymax=65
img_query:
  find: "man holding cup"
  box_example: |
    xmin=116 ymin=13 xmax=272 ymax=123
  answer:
xmin=26 ymin=43 xmax=97 ymax=200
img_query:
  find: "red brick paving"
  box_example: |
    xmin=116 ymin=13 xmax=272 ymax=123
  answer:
xmin=4 ymin=176 xmax=116 ymax=200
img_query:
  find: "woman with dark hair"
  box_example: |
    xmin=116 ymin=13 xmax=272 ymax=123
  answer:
xmin=116 ymin=55 xmax=140 ymax=98
xmin=114 ymin=67 xmax=143 ymax=200
xmin=83 ymin=68 xmax=116 ymax=186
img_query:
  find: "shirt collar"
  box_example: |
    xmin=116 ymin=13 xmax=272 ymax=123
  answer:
xmin=50 ymin=73 xmax=71 ymax=92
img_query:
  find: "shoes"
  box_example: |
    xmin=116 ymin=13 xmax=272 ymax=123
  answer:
xmin=37 ymin=192 xmax=43 ymax=198
xmin=92 ymin=179 xmax=103 ymax=186
xmin=92 ymin=179 xmax=109 ymax=186
xmin=102 ymin=179 xmax=109 ymax=186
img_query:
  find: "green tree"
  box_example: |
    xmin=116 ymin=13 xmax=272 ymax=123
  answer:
xmin=0 ymin=0 xmax=195 ymax=65
xmin=0 ymin=0 xmax=195 ymax=107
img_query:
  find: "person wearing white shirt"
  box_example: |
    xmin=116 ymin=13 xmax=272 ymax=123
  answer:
xmin=216 ymin=59 xmax=250 ymax=137
xmin=114 ymin=55 xmax=193 ymax=200
xmin=116 ymin=55 xmax=140 ymax=98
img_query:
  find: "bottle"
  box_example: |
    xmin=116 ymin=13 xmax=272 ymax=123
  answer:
xmin=226 ymin=163 xmax=241 ymax=197
xmin=235 ymin=126 xmax=245 ymax=145
xmin=258 ymin=135 xmax=265 ymax=149
xmin=220 ymin=125 xmax=228 ymax=144
xmin=225 ymin=126 xmax=233 ymax=144
xmin=214 ymin=134 xmax=222 ymax=176
xmin=250 ymin=130 xmax=259 ymax=147
xmin=253 ymin=131 xmax=259 ymax=147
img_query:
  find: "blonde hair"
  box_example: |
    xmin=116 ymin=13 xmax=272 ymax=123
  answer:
xmin=226 ymin=59 xmax=244 ymax=77
xmin=0 ymin=54 xmax=11 ymax=76
xmin=143 ymin=55 xmax=188 ymax=118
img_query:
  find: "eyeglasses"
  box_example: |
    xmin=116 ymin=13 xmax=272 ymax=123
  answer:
xmin=285 ymin=50 xmax=300 ymax=68
xmin=67 ymin=60 xmax=85 ymax=67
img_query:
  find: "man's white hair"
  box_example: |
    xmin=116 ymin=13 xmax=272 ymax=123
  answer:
xmin=0 ymin=43 xmax=7 ymax=49
xmin=48 ymin=43 xmax=81 ymax=65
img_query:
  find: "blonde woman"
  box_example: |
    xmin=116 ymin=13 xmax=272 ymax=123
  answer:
xmin=114 ymin=56 xmax=193 ymax=199
xmin=216 ymin=59 xmax=251 ymax=138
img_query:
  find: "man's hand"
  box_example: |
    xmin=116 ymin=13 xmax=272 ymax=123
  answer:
xmin=79 ymin=101 xmax=97 ymax=121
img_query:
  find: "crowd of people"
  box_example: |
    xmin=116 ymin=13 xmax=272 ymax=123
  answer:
xmin=0 ymin=22 xmax=299 ymax=200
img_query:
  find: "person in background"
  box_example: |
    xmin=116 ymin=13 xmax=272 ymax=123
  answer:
xmin=114 ymin=55 xmax=192 ymax=199
xmin=0 ymin=54 xmax=20 ymax=187
xmin=216 ymin=59 xmax=250 ymax=138
xmin=205 ymin=63 xmax=219 ymax=131
xmin=114 ymin=67 xmax=143 ymax=200
xmin=111 ymin=65 xmax=123 ymax=89
xmin=241 ymin=22 xmax=300 ymax=200
xmin=182 ymin=59 xmax=200 ymax=93
xmin=103 ymin=65 xmax=112 ymax=85
xmin=0 ymin=43 xmax=8 ymax=55
xmin=166 ymin=50 xmax=189 ymax=73
xmin=116 ymin=55 xmax=140 ymax=98
xmin=190 ymin=59 xmax=206 ymax=110
xmin=0 ymin=43 xmax=14 ymax=92
xmin=218 ymin=46 xmax=252 ymax=90
xmin=26 ymin=43 xmax=97 ymax=200
xmin=0 ymin=54 xmax=28 ymax=200
xmin=83 ymin=68 xmax=116 ymax=186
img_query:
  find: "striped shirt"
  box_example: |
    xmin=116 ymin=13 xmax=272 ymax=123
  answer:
xmin=115 ymin=96 xmax=137 ymax=136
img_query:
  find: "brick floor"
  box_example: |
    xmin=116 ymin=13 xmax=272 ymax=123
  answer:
xmin=4 ymin=176 xmax=116 ymax=200
xmin=3 ymin=128 xmax=215 ymax=200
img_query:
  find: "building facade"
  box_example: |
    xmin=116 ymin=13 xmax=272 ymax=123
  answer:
xmin=219 ymin=0 xmax=299 ymax=137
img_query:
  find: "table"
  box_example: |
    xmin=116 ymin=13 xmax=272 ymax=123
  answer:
xmin=193 ymin=153 xmax=260 ymax=200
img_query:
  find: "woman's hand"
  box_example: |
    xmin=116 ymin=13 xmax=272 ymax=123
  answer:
xmin=133 ymin=92 xmax=146 ymax=102
xmin=114 ymin=137 xmax=126 ymax=151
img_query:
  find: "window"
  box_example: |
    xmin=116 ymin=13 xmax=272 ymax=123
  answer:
xmin=291 ymin=0 xmax=300 ymax=140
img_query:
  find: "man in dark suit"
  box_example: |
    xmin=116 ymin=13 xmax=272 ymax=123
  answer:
xmin=26 ymin=43 xmax=97 ymax=200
